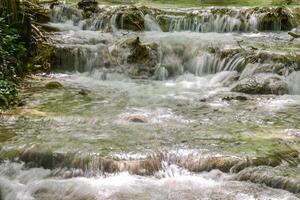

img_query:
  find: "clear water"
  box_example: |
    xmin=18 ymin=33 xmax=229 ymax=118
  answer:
xmin=0 ymin=4 xmax=300 ymax=200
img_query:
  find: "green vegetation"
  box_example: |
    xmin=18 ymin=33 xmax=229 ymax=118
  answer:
xmin=0 ymin=1 xmax=26 ymax=108
xmin=0 ymin=0 xmax=52 ymax=108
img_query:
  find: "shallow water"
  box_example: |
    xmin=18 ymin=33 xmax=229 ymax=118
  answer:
xmin=1 ymin=4 xmax=300 ymax=200
xmin=1 ymin=162 xmax=299 ymax=200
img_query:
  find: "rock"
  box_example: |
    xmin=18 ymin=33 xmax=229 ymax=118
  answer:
xmin=231 ymin=73 xmax=288 ymax=95
xmin=78 ymin=89 xmax=89 ymax=96
xmin=110 ymin=37 xmax=160 ymax=78
xmin=156 ymin=15 xmax=171 ymax=32
xmin=129 ymin=117 xmax=146 ymax=123
xmin=222 ymin=95 xmax=248 ymax=101
xmin=77 ymin=0 xmax=98 ymax=18
xmin=236 ymin=166 xmax=300 ymax=194
xmin=114 ymin=7 xmax=145 ymax=31
xmin=258 ymin=7 xmax=293 ymax=31
xmin=127 ymin=37 xmax=149 ymax=64
xmin=45 ymin=81 xmax=63 ymax=89
xmin=240 ymin=63 xmax=286 ymax=80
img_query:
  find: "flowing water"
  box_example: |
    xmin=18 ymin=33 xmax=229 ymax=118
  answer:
xmin=1 ymin=3 xmax=300 ymax=200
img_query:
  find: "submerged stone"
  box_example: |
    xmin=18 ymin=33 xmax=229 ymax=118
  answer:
xmin=231 ymin=73 xmax=289 ymax=95
xmin=78 ymin=89 xmax=90 ymax=96
xmin=237 ymin=165 xmax=300 ymax=194
xmin=129 ymin=117 xmax=147 ymax=123
xmin=45 ymin=81 xmax=63 ymax=89
xmin=231 ymin=149 xmax=299 ymax=173
xmin=222 ymin=94 xmax=248 ymax=101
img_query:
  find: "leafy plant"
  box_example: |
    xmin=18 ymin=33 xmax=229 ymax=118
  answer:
xmin=0 ymin=14 xmax=25 ymax=81
xmin=0 ymin=9 xmax=26 ymax=107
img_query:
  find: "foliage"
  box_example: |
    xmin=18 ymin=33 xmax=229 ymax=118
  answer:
xmin=0 ymin=5 xmax=25 ymax=108
xmin=0 ymin=15 xmax=26 ymax=81
xmin=0 ymin=79 xmax=18 ymax=98
xmin=0 ymin=76 xmax=18 ymax=108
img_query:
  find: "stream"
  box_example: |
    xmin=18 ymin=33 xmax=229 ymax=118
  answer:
xmin=0 ymin=2 xmax=300 ymax=200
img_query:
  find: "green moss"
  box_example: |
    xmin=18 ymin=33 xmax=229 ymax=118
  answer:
xmin=45 ymin=81 xmax=63 ymax=89
xmin=0 ymin=149 xmax=20 ymax=160
xmin=110 ymin=7 xmax=146 ymax=31
xmin=156 ymin=15 xmax=170 ymax=32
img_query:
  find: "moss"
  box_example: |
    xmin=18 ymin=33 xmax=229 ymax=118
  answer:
xmin=258 ymin=7 xmax=293 ymax=31
xmin=156 ymin=15 xmax=171 ymax=32
xmin=28 ymin=44 xmax=56 ymax=73
xmin=231 ymin=149 xmax=299 ymax=173
xmin=237 ymin=165 xmax=300 ymax=194
xmin=115 ymin=8 xmax=145 ymax=31
xmin=0 ymin=149 xmax=20 ymax=161
xmin=127 ymin=38 xmax=150 ymax=64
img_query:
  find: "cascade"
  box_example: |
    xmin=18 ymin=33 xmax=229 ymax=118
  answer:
xmin=2 ymin=3 xmax=300 ymax=199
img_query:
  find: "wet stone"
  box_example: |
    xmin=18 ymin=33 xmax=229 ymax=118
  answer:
xmin=231 ymin=73 xmax=289 ymax=95
xmin=45 ymin=81 xmax=63 ymax=89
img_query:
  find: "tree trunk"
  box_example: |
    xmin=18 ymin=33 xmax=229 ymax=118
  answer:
xmin=0 ymin=0 xmax=19 ymax=24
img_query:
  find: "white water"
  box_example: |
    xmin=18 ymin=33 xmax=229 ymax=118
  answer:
xmin=0 ymin=162 xmax=298 ymax=200
xmin=287 ymin=71 xmax=300 ymax=95
xmin=1 ymin=4 xmax=300 ymax=200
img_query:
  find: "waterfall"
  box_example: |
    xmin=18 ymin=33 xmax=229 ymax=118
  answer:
xmin=49 ymin=5 xmax=297 ymax=33
xmin=154 ymin=65 xmax=169 ymax=80
xmin=239 ymin=63 xmax=259 ymax=80
xmin=287 ymin=71 xmax=300 ymax=95
xmin=53 ymin=44 xmax=113 ymax=73
xmin=189 ymin=53 xmax=245 ymax=76
xmin=167 ymin=11 xmax=259 ymax=33
xmin=111 ymin=13 xmax=118 ymax=32
xmin=144 ymin=14 xmax=162 ymax=31
xmin=50 ymin=5 xmax=83 ymax=24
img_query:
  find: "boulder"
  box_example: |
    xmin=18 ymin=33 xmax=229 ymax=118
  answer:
xmin=258 ymin=8 xmax=293 ymax=31
xmin=239 ymin=63 xmax=287 ymax=80
xmin=45 ymin=81 xmax=63 ymax=89
xmin=109 ymin=37 xmax=160 ymax=78
xmin=114 ymin=7 xmax=145 ymax=31
xmin=231 ymin=73 xmax=288 ymax=95
xmin=77 ymin=0 xmax=98 ymax=17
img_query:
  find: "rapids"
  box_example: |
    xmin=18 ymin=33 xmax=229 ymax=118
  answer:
xmin=1 ymin=2 xmax=300 ymax=200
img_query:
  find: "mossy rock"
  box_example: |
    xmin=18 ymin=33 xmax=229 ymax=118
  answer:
xmin=127 ymin=38 xmax=150 ymax=64
xmin=156 ymin=15 xmax=171 ymax=32
xmin=237 ymin=165 xmax=300 ymax=194
xmin=115 ymin=8 xmax=145 ymax=31
xmin=231 ymin=73 xmax=288 ymax=95
xmin=45 ymin=81 xmax=63 ymax=89
xmin=258 ymin=8 xmax=293 ymax=31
